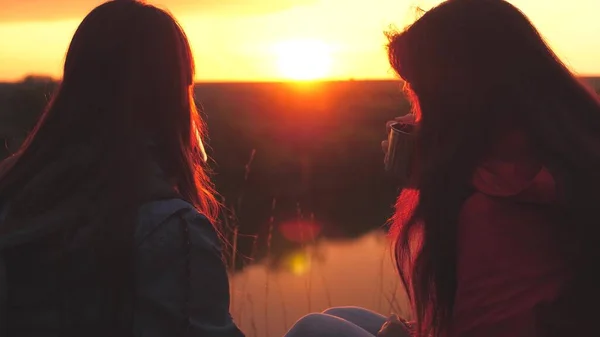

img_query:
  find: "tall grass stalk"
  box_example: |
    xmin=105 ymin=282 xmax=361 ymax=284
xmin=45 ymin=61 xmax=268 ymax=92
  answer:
xmin=235 ymin=234 xmax=259 ymax=326
xmin=275 ymin=273 xmax=290 ymax=331
xmin=378 ymin=241 xmax=386 ymax=312
xmin=264 ymin=197 xmax=276 ymax=337
xmin=228 ymin=149 xmax=257 ymax=326
xmin=247 ymin=294 xmax=258 ymax=337
xmin=385 ymin=278 xmax=403 ymax=315
xmin=296 ymin=202 xmax=313 ymax=312
xmin=236 ymin=149 xmax=256 ymax=213
xmin=229 ymin=225 xmax=239 ymax=309
xmin=317 ymin=259 xmax=333 ymax=308
xmin=308 ymin=212 xmax=332 ymax=308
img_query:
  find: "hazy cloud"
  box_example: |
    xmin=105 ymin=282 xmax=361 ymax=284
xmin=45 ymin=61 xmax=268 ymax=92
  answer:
xmin=0 ymin=0 xmax=318 ymax=22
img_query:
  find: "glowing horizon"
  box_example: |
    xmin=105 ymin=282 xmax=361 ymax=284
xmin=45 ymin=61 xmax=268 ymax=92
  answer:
xmin=0 ymin=0 xmax=599 ymax=82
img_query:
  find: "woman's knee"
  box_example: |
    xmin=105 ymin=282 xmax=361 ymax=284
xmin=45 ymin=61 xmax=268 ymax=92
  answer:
xmin=321 ymin=306 xmax=388 ymax=335
xmin=286 ymin=313 xmax=335 ymax=335
xmin=285 ymin=312 xmax=375 ymax=337
xmin=323 ymin=306 xmax=375 ymax=316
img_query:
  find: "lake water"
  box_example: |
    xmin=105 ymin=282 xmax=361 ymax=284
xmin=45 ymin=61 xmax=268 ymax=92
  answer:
xmin=229 ymin=230 xmax=410 ymax=337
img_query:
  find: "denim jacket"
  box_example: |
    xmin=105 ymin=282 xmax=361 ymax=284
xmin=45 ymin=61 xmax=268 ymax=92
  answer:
xmin=0 ymin=198 xmax=244 ymax=337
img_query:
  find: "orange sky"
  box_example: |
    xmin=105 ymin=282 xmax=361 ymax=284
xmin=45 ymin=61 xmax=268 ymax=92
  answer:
xmin=0 ymin=0 xmax=599 ymax=82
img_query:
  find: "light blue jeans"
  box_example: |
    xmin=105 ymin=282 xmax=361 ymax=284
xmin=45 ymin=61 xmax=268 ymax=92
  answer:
xmin=284 ymin=306 xmax=402 ymax=337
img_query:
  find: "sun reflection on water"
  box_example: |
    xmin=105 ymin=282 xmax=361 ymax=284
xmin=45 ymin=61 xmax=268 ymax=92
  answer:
xmin=230 ymin=231 xmax=409 ymax=337
xmin=286 ymin=251 xmax=311 ymax=276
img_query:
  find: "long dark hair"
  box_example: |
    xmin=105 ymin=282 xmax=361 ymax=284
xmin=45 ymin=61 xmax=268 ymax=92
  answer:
xmin=0 ymin=0 xmax=219 ymax=333
xmin=387 ymin=0 xmax=600 ymax=336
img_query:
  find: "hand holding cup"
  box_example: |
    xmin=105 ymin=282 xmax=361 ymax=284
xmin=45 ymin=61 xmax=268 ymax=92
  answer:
xmin=381 ymin=114 xmax=417 ymax=156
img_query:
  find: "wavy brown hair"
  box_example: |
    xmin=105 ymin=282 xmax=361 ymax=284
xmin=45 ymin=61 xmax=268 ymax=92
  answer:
xmin=387 ymin=0 xmax=600 ymax=336
xmin=0 ymin=0 xmax=219 ymax=333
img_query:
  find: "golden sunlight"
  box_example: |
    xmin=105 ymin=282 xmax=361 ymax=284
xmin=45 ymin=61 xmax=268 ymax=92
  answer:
xmin=286 ymin=251 xmax=311 ymax=276
xmin=274 ymin=39 xmax=333 ymax=81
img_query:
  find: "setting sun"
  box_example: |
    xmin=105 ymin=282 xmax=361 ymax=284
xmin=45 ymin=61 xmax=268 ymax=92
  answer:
xmin=274 ymin=39 xmax=333 ymax=81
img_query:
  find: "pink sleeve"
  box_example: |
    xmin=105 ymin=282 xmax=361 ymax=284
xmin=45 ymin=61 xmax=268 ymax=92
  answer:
xmin=449 ymin=193 xmax=567 ymax=337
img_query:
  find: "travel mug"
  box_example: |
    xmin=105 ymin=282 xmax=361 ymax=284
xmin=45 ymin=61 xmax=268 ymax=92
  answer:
xmin=384 ymin=122 xmax=416 ymax=184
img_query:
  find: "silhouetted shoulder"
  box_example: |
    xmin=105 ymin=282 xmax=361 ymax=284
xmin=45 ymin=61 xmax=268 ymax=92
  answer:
xmin=135 ymin=199 xmax=219 ymax=248
xmin=134 ymin=199 xmax=244 ymax=337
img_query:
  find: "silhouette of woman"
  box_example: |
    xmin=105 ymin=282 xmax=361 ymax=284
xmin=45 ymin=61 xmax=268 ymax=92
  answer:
xmin=286 ymin=0 xmax=600 ymax=336
xmin=0 ymin=1 xmax=243 ymax=336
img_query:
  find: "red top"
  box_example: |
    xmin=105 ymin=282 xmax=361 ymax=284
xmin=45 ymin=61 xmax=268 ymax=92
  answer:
xmin=448 ymin=132 xmax=570 ymax=337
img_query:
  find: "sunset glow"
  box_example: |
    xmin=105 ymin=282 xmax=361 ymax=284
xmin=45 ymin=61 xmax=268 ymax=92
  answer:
xmin=274 ymin=39 xmax=333 ymax=81
xmin=0 ymin=0 xmax=599 ymax=81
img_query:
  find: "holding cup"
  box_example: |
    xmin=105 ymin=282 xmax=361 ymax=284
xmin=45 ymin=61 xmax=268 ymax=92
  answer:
xmin=383 ymin=114 xmax=417 ymax=185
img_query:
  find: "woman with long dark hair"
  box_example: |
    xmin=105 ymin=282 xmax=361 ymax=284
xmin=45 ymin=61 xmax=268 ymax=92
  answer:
xmin=285 ymin=0 xmax=600 ymax=336
xmin=0 ymin=1 xmax=243 ymax=336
